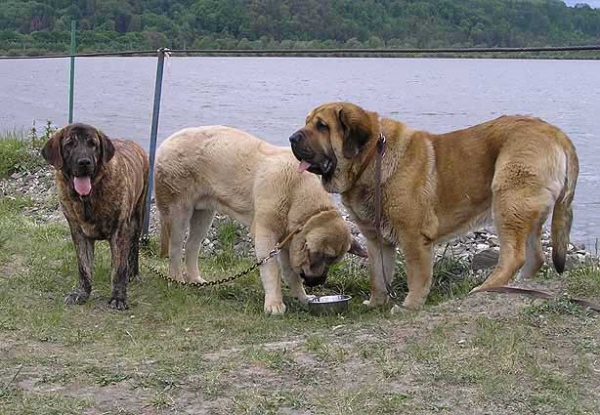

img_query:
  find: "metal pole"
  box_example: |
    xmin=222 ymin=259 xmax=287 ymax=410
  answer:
xmin=68 ymin=20 xmax=76 ymax=123
xmin=142 ymin=48 xmax=168 ymax=238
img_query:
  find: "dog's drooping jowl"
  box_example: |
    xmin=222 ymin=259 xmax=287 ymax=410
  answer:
xmin=290 ymin=102 xmax=579 ymax=311
xmin=42 ymin=123 xmax=149 ymax=310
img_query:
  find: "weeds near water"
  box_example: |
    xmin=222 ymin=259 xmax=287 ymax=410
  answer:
xmin=28 ymin=119 xmax=56 ymax=150
xmin=0 ymin=120 xmax=55 ymax=177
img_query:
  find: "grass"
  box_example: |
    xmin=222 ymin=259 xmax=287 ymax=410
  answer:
xmin=1 ymin=145 xmax=600 ymax=414
xmin=0 ymin=122 xmax=54 ymax=178
xmin=0 ymin=132 xmax=39 ymax=178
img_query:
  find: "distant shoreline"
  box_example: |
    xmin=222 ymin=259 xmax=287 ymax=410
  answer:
xmin=2 ymin=52 xmax=599 ymax=60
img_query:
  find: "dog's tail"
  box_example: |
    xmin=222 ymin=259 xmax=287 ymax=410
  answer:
xmin=551 ymin=134 xmax=579 ymax=274
xmin=159 ymin=214 xmax=171 ymax=258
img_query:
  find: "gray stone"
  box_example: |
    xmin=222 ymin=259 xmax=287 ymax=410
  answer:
xmin=475 ymin=243 xmax=489 ymax=252
xmin=472 ymin=248 xmax=500 ymax=271
xmin=487 ymin=236 xmax=499 ymax=247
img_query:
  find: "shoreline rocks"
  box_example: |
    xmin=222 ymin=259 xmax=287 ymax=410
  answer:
xmin=1 ymin=164 xmax=595 ymax=272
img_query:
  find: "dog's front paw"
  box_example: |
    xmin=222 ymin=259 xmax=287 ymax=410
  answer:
xmin=64 ymin=289 xmax=90 ymax=305
xmin=362 ymin=294 xmax=389 ymax=308
xmin=186 ymin=275 xmax=208 ymax=284
xmin=402 ymin=295 xmax=425 ymax=311
xmin=264 ymin=300 xmax=286 ymax=316
xmin=108 ymin=297 xmax=129 ymax=310
xmin=169 ymin=274 xmax=186 ymax=283
xmin=391 ymin=304 xmax=414 ymax=315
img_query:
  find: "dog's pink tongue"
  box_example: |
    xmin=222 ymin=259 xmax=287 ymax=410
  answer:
xmin=73 ymin=176 xmax=92 ymax=196
xmin=297 ymin=160 xmax=311 ymax=173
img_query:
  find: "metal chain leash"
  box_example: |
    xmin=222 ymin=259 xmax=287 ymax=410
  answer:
xmin=138 ymin=215 xmax=304 ymax=289
xmin=139 ymin=244 xmax=280 ymax=288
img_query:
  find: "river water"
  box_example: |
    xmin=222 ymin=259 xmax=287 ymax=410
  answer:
xmin=0 ymin=57 xmax=598 ymax=245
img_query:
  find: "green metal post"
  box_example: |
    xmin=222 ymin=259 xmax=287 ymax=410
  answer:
xmin=68 ymin=20 xmax=76 ymax=124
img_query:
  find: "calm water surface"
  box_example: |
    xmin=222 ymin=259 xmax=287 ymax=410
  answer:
xmin=0 ymin=57 xmax=598 ymax=245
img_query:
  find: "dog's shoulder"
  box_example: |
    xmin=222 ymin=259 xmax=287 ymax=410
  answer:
xmin=111 ymin=138 xmax=146 ymax=155
xmin=109 ymin=139 xmax=149 ymax=170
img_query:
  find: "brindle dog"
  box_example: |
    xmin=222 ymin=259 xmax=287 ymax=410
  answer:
xmin=42 ymin=123 xmax=149 ymax=310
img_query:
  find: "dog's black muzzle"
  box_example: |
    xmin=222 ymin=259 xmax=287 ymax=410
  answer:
xmin=289 ymin=131 xmax=336 ymax=178
xmin=299 ymin=272 xmax=327 ymax=287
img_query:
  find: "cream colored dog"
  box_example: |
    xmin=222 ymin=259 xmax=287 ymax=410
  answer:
xmin=290 ymin=102 xmax=579 ymax=311
xmin=154 ymin=126 xmax=365 ymax=315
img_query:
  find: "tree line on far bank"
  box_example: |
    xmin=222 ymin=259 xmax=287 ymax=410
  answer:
xmin=1 ymin=0 xmax=599 ymax=55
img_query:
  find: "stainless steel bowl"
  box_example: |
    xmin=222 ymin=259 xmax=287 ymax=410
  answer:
xmin=307 ymin=295 xmax=352 ymax=316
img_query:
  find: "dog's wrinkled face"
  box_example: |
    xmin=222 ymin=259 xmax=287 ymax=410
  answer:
xmin=42 ymin=123 xmax=115 ymax=197
xmin=290 ymin=102 xmax=377 ymax=193
xmin=287 ymin=211 xmax=367 ymax=287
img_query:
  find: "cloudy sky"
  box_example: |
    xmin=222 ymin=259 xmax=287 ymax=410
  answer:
xmin=563 ymin=0 xmax=600 ymax=7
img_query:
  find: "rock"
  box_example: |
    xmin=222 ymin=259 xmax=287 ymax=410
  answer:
xmin=487 ymin=236 xmax=499 ymax=247
xmin=472 ymin=248 xmax=500 ymax=271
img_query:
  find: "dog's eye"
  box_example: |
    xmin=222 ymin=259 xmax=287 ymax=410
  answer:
xmin=64 ymin=140 xmax=74 ymax=148
xmin=316 ymin=120 xmax=328 ymax=131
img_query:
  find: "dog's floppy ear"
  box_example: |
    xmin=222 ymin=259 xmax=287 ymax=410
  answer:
xmin=348 ymin=237 xmax=368 ymax=258
xmin=98 ymin=130 xmax=115 ymax=164
xmin=338 ymin=106 xmax=373 ymax=159
xmin=41 ymin=128 xmax=64 ymax=169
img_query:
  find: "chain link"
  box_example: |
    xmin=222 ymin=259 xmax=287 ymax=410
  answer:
xmin=139 ymin=246 xmax=280 ymax=288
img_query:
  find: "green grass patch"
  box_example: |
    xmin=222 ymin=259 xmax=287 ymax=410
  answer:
xmin=0 ymin=134 xmax=37 ymax=178
xmin=0 ymin=386 xmax=91 ymax=415
xmin=564 ymin=260 xmax=600 ymax=300
xmin=0 ymin=122 xmax=55 ymax=178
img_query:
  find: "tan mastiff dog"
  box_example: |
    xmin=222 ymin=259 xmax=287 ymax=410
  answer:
xmin=154 ymin=126 xmax=365 ymax=315
xmin=289 ymin=102 xmax=579 ymax=311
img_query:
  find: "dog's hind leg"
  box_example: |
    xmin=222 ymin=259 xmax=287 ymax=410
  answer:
xmin=169 ymin=206 xmax=193 ymax=281
xmin=519 ymin=209 xmax=550 ymax=280
xmin=185 ymin=209 xmax=215 ymax=283
xmin=159 ymin=216 xmax=171 ymax=258
xmin=471 ymin=189 xmax=548 ymax=292
xmin=168 ymin=205 xmax=194 ymax=282
xmin=128 ymin=226 xmax=141 ymax=282
xmin=127 ymin=206 xmax=144 ymax=281
xmin=128 ymin=192 xmax=147 ymax=281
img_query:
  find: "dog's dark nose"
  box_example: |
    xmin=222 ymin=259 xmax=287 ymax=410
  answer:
xmin=289 ymin=132 xmax=303 ymax=144
xmin=301 ymin=274 xmax=327 ymax=287
xmin=77 ymin=158 xmax=92 ymax=167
